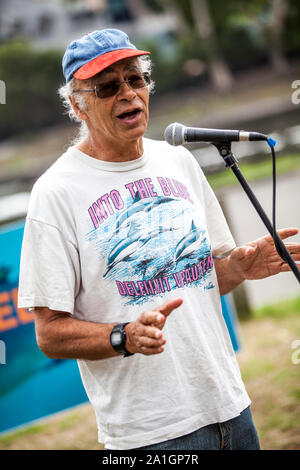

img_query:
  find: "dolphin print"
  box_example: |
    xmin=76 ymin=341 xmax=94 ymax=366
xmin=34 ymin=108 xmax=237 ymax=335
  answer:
xmin=111 ymin=192 xmax=176 ymax=236
xmin=104 ymin=223 xmax=176 ymax=277
xmin=174 ymin=220 xmax=206 ymax=263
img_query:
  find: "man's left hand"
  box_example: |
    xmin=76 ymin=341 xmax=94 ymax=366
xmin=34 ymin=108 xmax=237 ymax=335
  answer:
xmin=229 ymin=227 xmax=300 ymax=280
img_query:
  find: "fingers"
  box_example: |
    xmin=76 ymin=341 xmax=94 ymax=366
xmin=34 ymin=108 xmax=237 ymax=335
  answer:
xmin=274 ymin=239 xmax=300 ymax=269
xmin=155 ymin=297 xmax=183 ymax=318
xmin=284 ymin=244 xmax=300 ymax=258
xmin=267 ymin=227 xmax=299 ymax=242
xmin=279 ymin=262 xmax=300 ymax=273
xmin=266 ymin=229 xmax=300 ymax=263
xmin=138 ymin=333 xmax=166 ymax=356
xmin=139 ymin=297 xmax=183 ymax=328
xmin=277 ymin=228 xmax=298 ymax=239
xmin=139 ymin=310 xmax=165 ymax=326
xmin=125 ymin=320 xmax=166 ymax=356
xmin=239 ymin=228 xmax=299 ymax=256
xmin=128 ymin=298 xmax=183 ymax=356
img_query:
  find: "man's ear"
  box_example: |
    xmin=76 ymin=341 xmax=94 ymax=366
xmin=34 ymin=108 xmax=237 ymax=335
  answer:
xmin=69 ymin=94 xmax=88 ymax=121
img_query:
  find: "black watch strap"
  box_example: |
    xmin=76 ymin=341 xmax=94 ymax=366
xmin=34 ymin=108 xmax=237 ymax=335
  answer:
xmin=110 ymin=322 xmax=134 ymax=357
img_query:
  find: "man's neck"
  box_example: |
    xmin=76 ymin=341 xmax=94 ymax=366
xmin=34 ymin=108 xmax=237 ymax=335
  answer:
xmin=76 ymin=135 xmax=144 ymax=162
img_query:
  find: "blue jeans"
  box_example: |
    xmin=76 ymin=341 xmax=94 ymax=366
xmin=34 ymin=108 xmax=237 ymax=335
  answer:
xmin=135 ymin=407 xmax=260 ymax=450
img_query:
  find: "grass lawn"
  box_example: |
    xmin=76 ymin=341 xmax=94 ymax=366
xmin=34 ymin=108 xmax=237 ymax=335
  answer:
xmin=0 ymin=297 xmax=299 ymax=450
xmin=237 ymin=297 xmax=300 ymax=450
xmin=206 ymin=153 xmax=300 ymax=191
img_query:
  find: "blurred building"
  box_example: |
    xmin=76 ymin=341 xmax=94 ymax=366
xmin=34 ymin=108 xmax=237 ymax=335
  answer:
xmin=0 ymin=0 xmax=180 ymax=48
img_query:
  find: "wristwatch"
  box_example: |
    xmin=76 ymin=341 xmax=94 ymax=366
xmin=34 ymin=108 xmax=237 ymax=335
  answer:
xmin=110 ymin=322 xmax=134 ymax=357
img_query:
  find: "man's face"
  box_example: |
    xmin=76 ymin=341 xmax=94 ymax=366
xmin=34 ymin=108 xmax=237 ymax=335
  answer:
xmin=80 ymin=57 xmax=149 ymax=148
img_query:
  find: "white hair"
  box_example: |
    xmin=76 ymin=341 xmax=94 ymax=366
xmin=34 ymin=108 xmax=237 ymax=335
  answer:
xmin=58 ymin=55 xmax=154 ymax=145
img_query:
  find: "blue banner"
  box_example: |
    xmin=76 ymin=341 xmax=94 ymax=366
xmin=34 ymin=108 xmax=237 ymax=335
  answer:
xmin=0 ymin=221 xmax=88 ymax=434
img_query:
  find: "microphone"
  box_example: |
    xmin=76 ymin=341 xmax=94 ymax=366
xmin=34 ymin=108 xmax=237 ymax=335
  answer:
xmin=164 ymin=122 xmax=268 ymax=146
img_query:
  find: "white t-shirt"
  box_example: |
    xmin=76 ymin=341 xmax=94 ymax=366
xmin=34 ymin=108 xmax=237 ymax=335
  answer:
xmin=18 ymin=138 xmax=250 ymax=449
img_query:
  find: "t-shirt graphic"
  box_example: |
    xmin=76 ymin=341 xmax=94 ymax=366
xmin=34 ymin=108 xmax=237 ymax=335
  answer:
xmin=85 ymin=176 xmax=215 ymax=305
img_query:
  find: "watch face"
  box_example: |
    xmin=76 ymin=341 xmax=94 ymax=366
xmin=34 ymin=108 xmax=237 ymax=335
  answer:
xmin=111 ymin=331 xmax=123 ymax=347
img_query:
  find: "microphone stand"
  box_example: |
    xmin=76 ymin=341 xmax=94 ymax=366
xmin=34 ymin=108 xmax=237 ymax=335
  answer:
xmin=213 ymin=142 xmax=300 ymax=284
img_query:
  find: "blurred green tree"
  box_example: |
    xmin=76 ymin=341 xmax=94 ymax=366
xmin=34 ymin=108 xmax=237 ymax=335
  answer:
xmin=0 ymin=41 xmax=65 ymax=140
xmin=158 ymin=0 xmax=297 ymax=85
xmin=161 ymin=0 xmax=234 ymax=91
xmin=266 ymin=0 xmax=290 ymax=72
xmin=211 ymin=0 xmax=293 ymax=73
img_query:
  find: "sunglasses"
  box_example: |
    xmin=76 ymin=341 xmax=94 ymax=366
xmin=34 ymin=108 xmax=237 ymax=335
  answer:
xmin=72 ymin=72 xmax=151 ymax=99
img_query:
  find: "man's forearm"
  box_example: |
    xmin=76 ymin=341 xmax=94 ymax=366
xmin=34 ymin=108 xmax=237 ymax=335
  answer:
xmin=34 ymin=298 xmax=182 ymax=361
xmin=213 ymin=255 xmax=245 ymax=295
xmin=35 ymin=308 xmax=119 ymax=360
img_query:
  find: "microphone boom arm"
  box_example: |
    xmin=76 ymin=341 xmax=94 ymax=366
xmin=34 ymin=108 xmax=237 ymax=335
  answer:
xmin=213 ymin=142 xmax=300 ymax=283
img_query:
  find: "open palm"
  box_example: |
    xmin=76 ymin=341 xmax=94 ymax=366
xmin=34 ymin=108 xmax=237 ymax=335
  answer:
xmin=230 ymin=228 xmax=300 ymax=280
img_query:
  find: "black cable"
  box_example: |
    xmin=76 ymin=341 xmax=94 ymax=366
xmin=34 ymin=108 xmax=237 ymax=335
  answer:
xmin=271 ymin=145 xmax=290 ymax=264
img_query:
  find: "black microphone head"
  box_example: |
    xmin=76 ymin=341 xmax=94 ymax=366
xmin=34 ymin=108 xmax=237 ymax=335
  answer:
xmin=164 ymin=122 xmax=185 ymax=146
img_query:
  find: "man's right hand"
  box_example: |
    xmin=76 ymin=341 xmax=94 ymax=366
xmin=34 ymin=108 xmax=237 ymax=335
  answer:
xmin=125 ymin=298 xmax=183 ymax=356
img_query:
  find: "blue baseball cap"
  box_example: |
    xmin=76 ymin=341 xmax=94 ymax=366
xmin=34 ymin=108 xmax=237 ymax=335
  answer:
xmin=62 ymin=28 xmax=150 ymax=82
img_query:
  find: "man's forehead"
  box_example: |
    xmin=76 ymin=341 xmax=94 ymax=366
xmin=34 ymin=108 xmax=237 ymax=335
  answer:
xmin=99 ymin=57 xmax=141 ymax=77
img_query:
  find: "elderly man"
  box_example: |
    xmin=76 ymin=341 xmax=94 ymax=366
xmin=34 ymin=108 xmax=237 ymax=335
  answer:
xmin=18 ymin=29 xmax=299 ymax=450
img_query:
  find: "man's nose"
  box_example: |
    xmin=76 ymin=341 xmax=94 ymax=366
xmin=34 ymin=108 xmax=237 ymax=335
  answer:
xmin=116 ymin=79 xmax=136 ymax=100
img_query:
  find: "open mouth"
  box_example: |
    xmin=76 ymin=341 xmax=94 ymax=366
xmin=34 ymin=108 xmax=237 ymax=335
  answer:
xmin=117 ymin=108 xmax=140 ymax=120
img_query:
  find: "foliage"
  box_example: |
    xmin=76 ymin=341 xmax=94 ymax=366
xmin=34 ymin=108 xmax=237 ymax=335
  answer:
xmin=284 ymin=2 xmax=300 ymax=57
xmin=238 ymin=312 xmax=300 ymax=449
xmin=136 ymin=33 xmax=209 ymax=94
xmin=0 ymin=41 xmax=66 ymax=140
xmin=0 ymin=1 xmax=300 ymax=138
xmin=138 ymin=0 xmax=300 ymax=94
xmin=253 ymin=296 xmax=300 ymax=319
xmin=159 ymin=0 xmax=300 ymax=66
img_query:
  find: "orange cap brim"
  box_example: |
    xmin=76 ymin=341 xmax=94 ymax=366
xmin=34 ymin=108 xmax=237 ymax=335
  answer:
xmin=73 ymin=49 xmax=150 ymax=80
